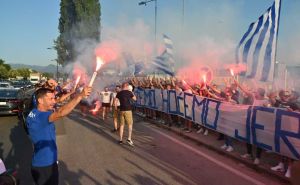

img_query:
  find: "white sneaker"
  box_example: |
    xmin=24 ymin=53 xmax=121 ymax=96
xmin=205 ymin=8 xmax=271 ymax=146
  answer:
xmin=203 ymin=129 xmax=208 ymax=136
xmin=285 ymin=167 xmax=291 ymax=178
xmin=226 ymin=146 xmax=234 ymax=152
xmin=197 ymin=128 xmax=204 ymax=134
xmin=126 ymin=139 xmax=134 ymax=147
xmin=221 ymin=144 xmax=227 ymax=150
xmin=241 ymin=153 xmax=251 ymax=159
xmin=254 ymin=158 xmax=260 ymax=165
xmin=271 ymin=162 xmax=285 ymax=172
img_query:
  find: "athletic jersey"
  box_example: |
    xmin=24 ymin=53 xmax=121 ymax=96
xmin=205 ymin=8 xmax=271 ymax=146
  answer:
xmin=26 ymin=109 xmax=57 ymax=167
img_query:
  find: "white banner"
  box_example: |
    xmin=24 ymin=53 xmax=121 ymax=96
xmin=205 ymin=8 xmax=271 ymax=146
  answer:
xmin=134 ymin=88 xmax=300 ymax=160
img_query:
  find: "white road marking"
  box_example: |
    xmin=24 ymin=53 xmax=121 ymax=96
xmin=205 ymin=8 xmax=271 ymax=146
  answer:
xmin=149 ymin=127 xmax=266 ymax=185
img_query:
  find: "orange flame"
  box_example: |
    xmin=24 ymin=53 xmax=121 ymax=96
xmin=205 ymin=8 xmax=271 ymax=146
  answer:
xmin=75 ymin=76 xmax=81 ymax=86
xmin=96 ymin=57 xmax=104 ymax=71
xmin=230 ymin=69 xmax=235 ymax=76
xmin=89 ymin=101 xmax=101 ymax=113
xmin=202 ymin=74 xmax=207 ymax=83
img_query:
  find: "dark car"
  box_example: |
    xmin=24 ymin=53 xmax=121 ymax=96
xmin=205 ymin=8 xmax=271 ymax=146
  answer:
xmin=0 ymin=89 xmax=25 ymax=115
xmin=11 ymin=81 xmax=25 ymax=90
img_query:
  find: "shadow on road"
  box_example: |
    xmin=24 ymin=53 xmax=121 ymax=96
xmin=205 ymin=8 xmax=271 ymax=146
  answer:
xmin=2 ymin=121 xmax=33 ymax=185
xmin=68 ymin=112 xmax=197 ymax=185
xmin=105 ymin=170 xmax=131 ymax=185
xmin=59 ymin=161 xmax=101 ymax=185
xmin=68 ymin=113 xmax=117 ymax=144
xmin=124 ymin=158 xmax=169 ymax=185
xmin=0 ymin=142 xmax=3 ymax=160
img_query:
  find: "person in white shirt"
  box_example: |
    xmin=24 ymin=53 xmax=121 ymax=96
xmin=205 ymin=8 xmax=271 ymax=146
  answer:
xmin=98 ymin=87 xmax=112 ymax=120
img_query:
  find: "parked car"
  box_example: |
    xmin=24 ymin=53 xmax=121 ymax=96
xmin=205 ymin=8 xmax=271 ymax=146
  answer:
xmin=11 ymin=81 xmax=25 ymax=90
xmin=0 ymin=82 xmax=13 ymax=89
xmin=0 ymin=89 xmax=25 ymax=115
xmin=23 ymin=80 xmax=33 ymax=89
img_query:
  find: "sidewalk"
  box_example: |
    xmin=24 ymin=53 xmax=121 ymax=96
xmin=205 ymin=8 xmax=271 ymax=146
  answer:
xmin=136 ymin=114 xmax=291 ymax=184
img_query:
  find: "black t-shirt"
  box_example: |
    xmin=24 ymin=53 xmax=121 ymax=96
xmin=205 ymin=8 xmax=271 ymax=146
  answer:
xmin=231 ymin=90 xmax=240 ymax=104
xmin=116 ymin=90 xmax=134 ymax=111
xmin=274 ymin=99 xmax=299 ymax=111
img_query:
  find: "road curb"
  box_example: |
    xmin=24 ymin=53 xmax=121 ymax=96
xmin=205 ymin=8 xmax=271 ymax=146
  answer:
xmin=142 ymin=117 xmax=291 ymax=184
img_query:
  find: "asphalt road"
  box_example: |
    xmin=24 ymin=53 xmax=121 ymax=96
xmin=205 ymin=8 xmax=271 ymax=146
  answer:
xmin=0 ymin=111 xmax=285 ymax=185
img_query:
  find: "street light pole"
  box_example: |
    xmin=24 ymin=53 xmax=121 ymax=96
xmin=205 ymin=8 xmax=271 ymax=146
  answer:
xmin=138 ymin=0 xmax=158 ymax=54
xmin=154 ymin=0 xmax=157 ymax=44
xmin=51 ymin=59 xmax=59 ymax=80
xmin=182 ymin=0 xmax=185 ymax=30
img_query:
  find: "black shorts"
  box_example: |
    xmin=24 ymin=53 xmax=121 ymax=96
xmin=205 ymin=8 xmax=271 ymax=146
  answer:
xmin=31 ymin=163 xmax=58 ymax=185
xmin=102 ymin=103 xmax=110 ymax=107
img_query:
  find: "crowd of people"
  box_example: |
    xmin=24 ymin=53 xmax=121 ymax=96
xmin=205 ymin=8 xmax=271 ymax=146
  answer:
xmin=125 ymin=75 xmax=299 ymax=178
xmin=18 ymin=75 xmax=299 ymax=184
xmin=73 ymin=75 xmax=299 ymax=180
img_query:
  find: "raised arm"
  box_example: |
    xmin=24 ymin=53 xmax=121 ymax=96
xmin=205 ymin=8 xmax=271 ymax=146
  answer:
xmin=49 ymin=87 xmax=92 ymax=122
xmin=205 ymin=89 xmax=223 ymax=101
xmin=207 ymin=84 xmax=221 ymax=94
xmin=131 ymin=91 xmax=137 ymax=101
xmin=233 ymin=79 xmax=252 ymax=97
xmin=55 ymin=89 xmax=75 ymax=103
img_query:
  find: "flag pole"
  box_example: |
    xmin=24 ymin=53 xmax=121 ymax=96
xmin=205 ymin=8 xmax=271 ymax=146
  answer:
xmin=272 ymin=0 xmax=282 ymax=86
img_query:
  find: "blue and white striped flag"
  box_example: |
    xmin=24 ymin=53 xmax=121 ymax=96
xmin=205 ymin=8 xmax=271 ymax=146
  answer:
xmin=163 ymin=34 xmax=175 ymax=72
xmin=152 ymin=34 xmax=175 ymax=76
xmin=236 ymin=0 xmax=281 ymax=82
xmin=134 ymin=63 xmax=144 ymax=76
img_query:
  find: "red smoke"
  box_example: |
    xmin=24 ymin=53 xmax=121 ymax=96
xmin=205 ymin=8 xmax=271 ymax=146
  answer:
xmin=143 ymin=42 xmax=153 ymax=56
xmin=94 ymin=40 xmax=121 ymax=62
xmin=177 ymin=64 xmax=213 ymax=85
xmin=225 ymin=63 xmax=247 ymax=75
xmin=73 ymin=64 xmax=88 ymax=85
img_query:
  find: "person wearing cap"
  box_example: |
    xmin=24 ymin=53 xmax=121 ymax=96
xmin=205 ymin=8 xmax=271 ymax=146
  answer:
xmin=26 ymin=86 xmax=92 ymax=185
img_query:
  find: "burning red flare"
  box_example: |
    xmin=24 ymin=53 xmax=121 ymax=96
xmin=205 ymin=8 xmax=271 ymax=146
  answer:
xmin=90 ymin=101 xmax=101 ymax=114
xmin=230 ymin=69 xmax=235 ymax=76
xmin=96 ymin=57 xmax=104 ymax=71
xmin=75 ymin=76 xmax=81 ymax=86
xmin=202 ymin=74 xmax=207 ymax=84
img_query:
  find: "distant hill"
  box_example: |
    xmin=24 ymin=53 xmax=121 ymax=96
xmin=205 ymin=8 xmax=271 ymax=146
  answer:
xmin=9 ymin=63 xmax=63 ymax=73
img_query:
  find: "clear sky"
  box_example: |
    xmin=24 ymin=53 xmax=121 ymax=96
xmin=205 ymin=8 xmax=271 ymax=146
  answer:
xmin=0 ymin=0 xmax=299 ymax=66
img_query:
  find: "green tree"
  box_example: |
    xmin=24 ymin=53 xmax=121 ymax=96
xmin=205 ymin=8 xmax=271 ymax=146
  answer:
xmin=0 ymin=65 xmax=9 ymax=79
xmin=55 ymin=0 xmax=101 ymax=66
xmin=42 ymin=72 xmax=54 ymax=79
xmin=8 ymin=69 xmax=20 ymax=78
xmin=16 ymin=68 xmax=31 ymax=79
xmin=0 ymin=58 xmax=11 ymax=72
